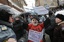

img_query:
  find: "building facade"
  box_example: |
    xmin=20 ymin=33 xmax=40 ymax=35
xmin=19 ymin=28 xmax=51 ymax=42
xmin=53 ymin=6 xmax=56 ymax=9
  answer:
xmin=35 ymin=0 xmax=58 ymax=8
xmin=0 ymin=0 xmax=27 ymax=12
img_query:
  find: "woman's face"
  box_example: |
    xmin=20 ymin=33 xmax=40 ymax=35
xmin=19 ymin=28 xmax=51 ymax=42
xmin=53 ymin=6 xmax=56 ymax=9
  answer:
xmin=55 ymin=18 xmax=62 ymax=24
xmin=31 ymin=19 xmax=38 ymax=26
xmin=9 ymin=16 xmax=14 ymax=23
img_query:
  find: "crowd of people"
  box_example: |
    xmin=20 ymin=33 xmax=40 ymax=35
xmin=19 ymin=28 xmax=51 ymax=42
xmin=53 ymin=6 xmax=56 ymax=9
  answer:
xmin=0 ymin=5 xmax=64 ymax=42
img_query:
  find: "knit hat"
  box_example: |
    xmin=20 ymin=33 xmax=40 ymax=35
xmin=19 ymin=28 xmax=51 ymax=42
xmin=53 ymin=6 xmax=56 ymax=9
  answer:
xmin=56 ymin=14 xmax=64 ymax=21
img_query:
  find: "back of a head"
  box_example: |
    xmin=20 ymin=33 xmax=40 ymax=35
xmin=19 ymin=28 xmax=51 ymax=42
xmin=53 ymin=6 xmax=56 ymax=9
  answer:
xmin=0 ymin=9 xmax=12 ymax=22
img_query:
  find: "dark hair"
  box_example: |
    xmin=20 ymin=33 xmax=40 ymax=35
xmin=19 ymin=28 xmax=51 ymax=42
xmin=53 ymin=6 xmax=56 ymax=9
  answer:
xmin=56 ymin=14 xmax=64 ymax=21
xmin=0 ymin=10 xmax=12 ymax=22
xmin=31 ymin=16 xmax=39 ymax=22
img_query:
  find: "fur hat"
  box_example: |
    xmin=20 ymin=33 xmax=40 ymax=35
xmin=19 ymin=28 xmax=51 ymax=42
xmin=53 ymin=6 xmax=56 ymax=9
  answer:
xmin=56 ymin=14 xmax=64 ymax=21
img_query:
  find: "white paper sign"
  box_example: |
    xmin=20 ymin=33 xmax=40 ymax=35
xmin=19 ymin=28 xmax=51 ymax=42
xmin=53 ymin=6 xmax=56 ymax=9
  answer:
xmin=34 ymin=6 xmax=49 ymax=15
xmin=28 ymin=29 xmax=45 ymax=42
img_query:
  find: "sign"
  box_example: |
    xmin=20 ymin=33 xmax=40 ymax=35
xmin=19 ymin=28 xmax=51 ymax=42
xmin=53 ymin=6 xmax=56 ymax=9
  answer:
xmin=28 ymin=29 xmax=45 ymax=42
xmin=34 ymin=6 xmax=49 ymax=15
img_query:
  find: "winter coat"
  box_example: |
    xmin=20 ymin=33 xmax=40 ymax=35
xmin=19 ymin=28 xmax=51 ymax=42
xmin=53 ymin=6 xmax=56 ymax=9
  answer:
xmin=53 ymin=25 xmax=64 ymax=42
xmin=0 ymin=20 xmax=16 ymax=42
xmin=28 ymin=23 xmax=44 ymax=42
xmin=13 ymin=20 xmax=28 ymax=40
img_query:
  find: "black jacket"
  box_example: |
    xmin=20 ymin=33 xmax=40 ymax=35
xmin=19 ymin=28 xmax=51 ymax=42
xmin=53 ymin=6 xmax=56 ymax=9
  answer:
xmin=13 ymin=20 xmax=28 ymax=40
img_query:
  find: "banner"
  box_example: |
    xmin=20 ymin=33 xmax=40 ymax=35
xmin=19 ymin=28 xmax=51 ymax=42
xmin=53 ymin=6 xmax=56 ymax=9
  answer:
xmin=34 ymin=6 xmax=49 ymax=15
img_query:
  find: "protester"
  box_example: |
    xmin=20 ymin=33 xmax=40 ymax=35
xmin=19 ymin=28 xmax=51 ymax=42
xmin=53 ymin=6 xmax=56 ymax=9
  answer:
xmin=13 ymin=18 xmax=24 ymax=40
xmin=0 ymin=9 xmax=17 ymax=42
xmin=53 ymin=14 xmax=64 ymax=42
xmin=44 ymin=14 xmax=64 ymax=42
xmin=13 ymin=17 xmax=27 ymax=42
xmin=27 ymin=16 xmax=44 ymax=42
xmin=44 ymin=13 xmax=56 ymax=42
